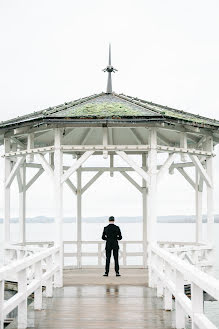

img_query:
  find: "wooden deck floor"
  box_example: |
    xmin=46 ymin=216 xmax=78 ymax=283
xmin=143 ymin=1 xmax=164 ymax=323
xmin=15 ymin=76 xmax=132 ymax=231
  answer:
xmin=8 ymin=269 xmax=191 ymax=329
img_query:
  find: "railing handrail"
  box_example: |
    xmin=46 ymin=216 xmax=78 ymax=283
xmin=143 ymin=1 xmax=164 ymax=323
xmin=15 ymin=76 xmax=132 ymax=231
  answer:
xmin=151 ymin=243 xmax=219 ymax=302
xmin=0 ymin=246 xmax=59 ymax=280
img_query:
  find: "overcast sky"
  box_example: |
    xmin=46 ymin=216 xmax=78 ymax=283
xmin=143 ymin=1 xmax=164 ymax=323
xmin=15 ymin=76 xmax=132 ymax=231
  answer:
xmin=0 ymin=0 xmax=219 ymax=219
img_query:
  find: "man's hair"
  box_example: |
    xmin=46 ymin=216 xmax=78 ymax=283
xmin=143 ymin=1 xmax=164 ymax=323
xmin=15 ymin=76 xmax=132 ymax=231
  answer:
xmin=109 ymin=216 xmax=115 ymax=222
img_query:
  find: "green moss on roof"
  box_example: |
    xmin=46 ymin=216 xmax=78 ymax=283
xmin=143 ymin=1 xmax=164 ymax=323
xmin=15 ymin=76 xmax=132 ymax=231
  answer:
xmin=161 ymin=109 xmax=219 ymax=125
xmin=54 ymin=102 xmax=149 ymax=117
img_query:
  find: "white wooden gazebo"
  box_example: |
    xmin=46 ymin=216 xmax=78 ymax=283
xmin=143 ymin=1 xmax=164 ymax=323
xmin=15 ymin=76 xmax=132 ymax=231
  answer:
xmin=1 ymin=48 xmax=219 ymax=285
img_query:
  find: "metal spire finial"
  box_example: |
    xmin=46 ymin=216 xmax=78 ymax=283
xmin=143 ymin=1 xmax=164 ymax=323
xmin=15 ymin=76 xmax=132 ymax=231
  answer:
xmin=103 ymin=44 xmax=117 ymax=94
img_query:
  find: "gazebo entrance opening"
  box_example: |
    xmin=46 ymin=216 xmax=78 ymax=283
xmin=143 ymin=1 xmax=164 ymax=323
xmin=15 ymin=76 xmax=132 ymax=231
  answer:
xmin=63 ymin=153 xmax=144 ymax=269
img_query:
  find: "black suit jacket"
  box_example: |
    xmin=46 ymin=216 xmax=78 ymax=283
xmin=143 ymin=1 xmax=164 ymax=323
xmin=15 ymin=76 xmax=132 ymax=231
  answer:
xmin=102 ymin=224 xmax=122 ymax=250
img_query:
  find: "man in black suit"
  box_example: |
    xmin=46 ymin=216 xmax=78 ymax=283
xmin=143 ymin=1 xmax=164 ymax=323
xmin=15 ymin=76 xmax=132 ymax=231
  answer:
xmin=102 ymin=216 xmax=122 ymax=277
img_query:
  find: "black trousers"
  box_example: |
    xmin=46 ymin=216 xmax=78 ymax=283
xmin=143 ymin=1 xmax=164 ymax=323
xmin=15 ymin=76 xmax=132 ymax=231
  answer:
xmin=105 ymin=248 xmax=119 ymax=274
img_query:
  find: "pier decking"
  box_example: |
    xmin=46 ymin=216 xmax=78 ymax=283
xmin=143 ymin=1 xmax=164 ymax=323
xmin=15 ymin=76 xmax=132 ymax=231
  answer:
xmin=7 ymin=269 xmax=178 ymax=329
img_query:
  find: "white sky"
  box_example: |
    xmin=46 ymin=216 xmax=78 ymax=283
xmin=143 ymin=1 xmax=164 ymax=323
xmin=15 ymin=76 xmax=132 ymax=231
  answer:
xmin=0 ymin=0 xmax=219 ymax=218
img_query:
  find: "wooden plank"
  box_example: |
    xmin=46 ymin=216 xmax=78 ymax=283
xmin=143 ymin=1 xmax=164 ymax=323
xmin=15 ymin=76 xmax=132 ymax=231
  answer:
xmin=14 ymin=269 xmax=173 ymax=329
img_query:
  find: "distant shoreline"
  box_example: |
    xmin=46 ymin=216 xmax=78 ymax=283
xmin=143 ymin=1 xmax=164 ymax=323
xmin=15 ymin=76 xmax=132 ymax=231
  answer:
xmin=0 ymin=215 xmax=219 ymax=224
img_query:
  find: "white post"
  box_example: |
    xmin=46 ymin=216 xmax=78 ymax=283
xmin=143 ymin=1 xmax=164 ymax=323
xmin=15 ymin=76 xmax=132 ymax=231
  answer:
xmin=191 ymin=282 xmax=203 ymax=329
xmin=195 ymin=169 xmax=202 ymax=243
xmin=34 ymin=260 xmax=42 ymax=310
xmin=147 ymin=129 xmax=157 ymax=243
xmin=46 ymin=255 xmax=53 ymax=297
xmin=156 ymin=258 xmax=163 ymax=298
xmin=26 ymin=133 xmax=34 ymax=163
xmin=164 ymin=262 xmax=172 ymax=311
xmin=205 ymin=136 xmax=214 ymax=243
xmin=175 ymin=270 xmax=185 ymax=329
xmin=4 ymin=138 xmax=11 ymax=243
xmin=180 ymin=132 xmax=187 ymax=162
xmin=19 ymin=163 xmax=26 ymax=244
xmin=54 ymin=128 xmax=63 ymax=287
xmin=142 ymin=153 xmax=148 ymax=268
xmin=147 ymin=129 xmax=157 ymax=286
xmin=18 ymin=269 xmax=27 ymax=329
xmin=76 ymin=161 xmax=82 ymax=269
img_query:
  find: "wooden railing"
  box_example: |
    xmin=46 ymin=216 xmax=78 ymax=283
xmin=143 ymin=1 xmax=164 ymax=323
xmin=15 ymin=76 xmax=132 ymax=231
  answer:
xmin=0 ymin=245 xmax=61 ymax=329
xmin=150 ymin=243 xmax=218 ymax=329
xmin=64 ymin=240 xmax=145 ymax=268
xmin=158 ymin=241 xmax=214 ymax=274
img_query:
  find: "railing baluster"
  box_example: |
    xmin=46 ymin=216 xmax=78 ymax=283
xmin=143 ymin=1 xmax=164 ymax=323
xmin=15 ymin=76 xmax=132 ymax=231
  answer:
xmin=46 ymin=255 xmax=53 ymax=297
xmin=191 ymin=283 xmax=203 ymax=329
xmin=18 ymin=268 xmax=27 ymax=329
xmin=123 ymin=243 xmax=127 ymax=266
xmin=98 ymin=243 xmax=102 ymax=267
xmin=175 ymin=269 xmax=185 ymax=329
xmin=156 ymin=256 xmax=163 ymax=297
xmin=54 ymin=250 xmax=62 ymax=287
xmin=34 ymin=260 xmax=42 ymax=310
xmin=164 ymin=261 xmax=172 ymax=311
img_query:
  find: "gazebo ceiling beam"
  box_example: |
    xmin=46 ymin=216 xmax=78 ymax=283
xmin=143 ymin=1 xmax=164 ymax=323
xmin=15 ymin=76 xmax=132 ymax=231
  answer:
xmin=11 ymin=137 xmax=26 ymax=149
xmin=157 ymin=132 xmax=173 ymax=146
xmin=129 ymin=128 xmax=145 ymax=144
xmin=62 ymin=128 xmax=76 ymax=140
xmin=197 ymin=136 xmax=206 ymax=148
xmin=81 ymin=128 xmax=93 ymax=145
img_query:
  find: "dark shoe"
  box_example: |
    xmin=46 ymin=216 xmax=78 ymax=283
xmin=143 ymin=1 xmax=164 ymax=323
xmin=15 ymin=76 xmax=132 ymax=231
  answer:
xmin=116 ymin=273 xmax=121 ymax=277
xmin=103 ymin=273 xmax=108 ymax=277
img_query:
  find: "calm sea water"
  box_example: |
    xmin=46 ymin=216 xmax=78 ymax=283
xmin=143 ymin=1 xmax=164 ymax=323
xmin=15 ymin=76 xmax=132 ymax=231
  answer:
xmin=0 ymin=222 xmax=218 ymax=327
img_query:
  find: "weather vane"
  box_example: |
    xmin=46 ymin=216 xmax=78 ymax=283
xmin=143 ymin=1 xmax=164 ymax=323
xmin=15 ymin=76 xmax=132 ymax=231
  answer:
xmin=103 ymin=44 xmax=117 ymax=94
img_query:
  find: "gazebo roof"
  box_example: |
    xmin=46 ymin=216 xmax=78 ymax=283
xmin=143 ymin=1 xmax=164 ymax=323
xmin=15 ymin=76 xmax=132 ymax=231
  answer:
xmin=1 ymin=92 xmax=219 ymax=130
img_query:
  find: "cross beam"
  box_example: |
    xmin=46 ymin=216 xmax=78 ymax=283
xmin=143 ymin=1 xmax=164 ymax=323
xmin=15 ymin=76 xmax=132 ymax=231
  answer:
xmin=116 ymin=151 xmax=150 ymax=185
xmin=61 ymin=151 xmax=94 ymax=184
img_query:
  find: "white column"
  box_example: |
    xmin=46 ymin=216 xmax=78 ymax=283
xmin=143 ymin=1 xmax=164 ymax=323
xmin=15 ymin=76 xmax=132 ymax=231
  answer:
xmin=4 ymin=138 xmax=11 ymax=243
xmin=19 ymin=163 xmax=26 ymax=244
xmin=147 ymin=129 xmax=157 ymax=243
xmin=195 ymin=169 xmax=202 ymax=243
xmin=142 ymin=153 xmax=148 ymax=268
xmin=205 ymin=136 xmax=214 ymax=243
xmin=147 ymin=129 xmax=157 ymax=287
xmin=54 ymin=128 xmax=63 ymax=287
xmin=76 ymin=162 xmax=82 ymax=268
xmin=26 ymin=133 xmax=34 ymax=163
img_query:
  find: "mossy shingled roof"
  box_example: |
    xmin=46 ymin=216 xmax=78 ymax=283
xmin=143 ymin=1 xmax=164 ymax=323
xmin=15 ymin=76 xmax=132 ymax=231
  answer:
xmin=0 ymin=92 xmax=219 ymax=129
